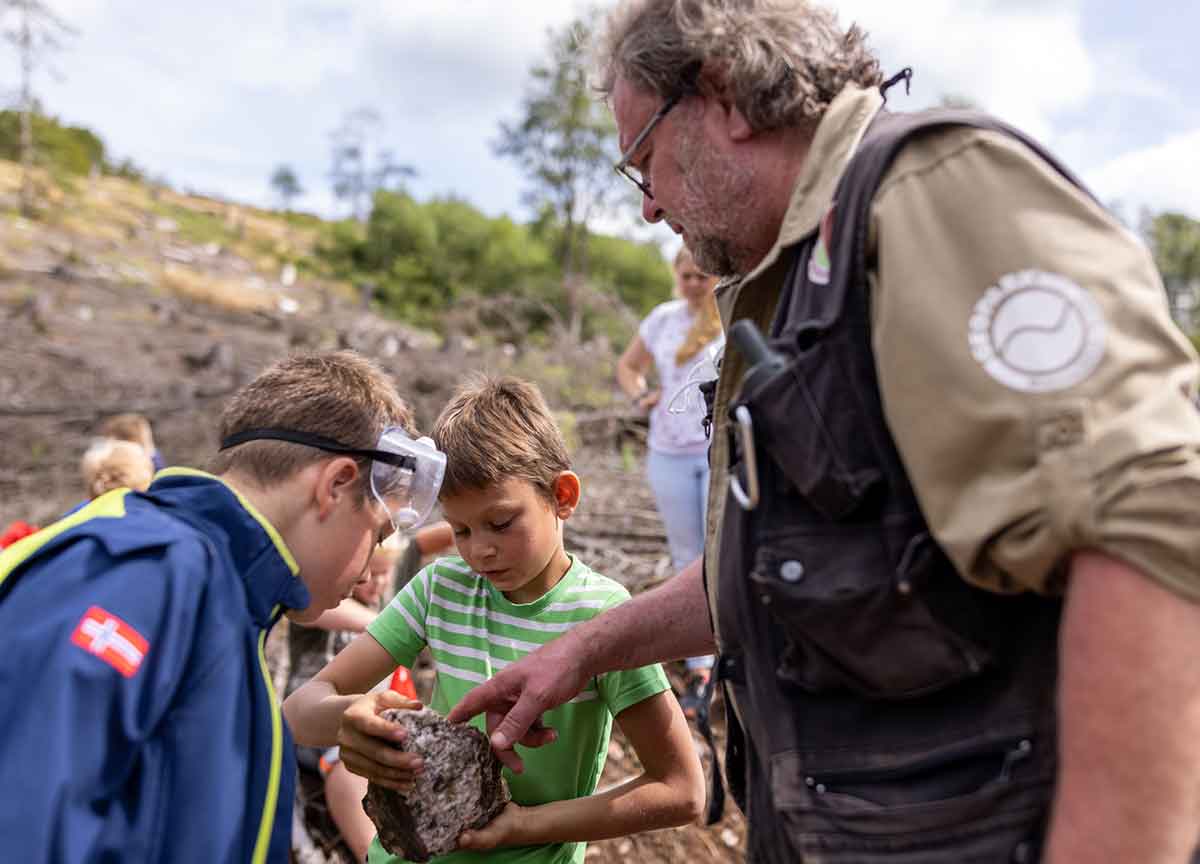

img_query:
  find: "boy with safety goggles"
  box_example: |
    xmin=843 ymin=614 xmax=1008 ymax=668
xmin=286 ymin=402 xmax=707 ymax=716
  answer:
xmin=283 ymin=374 xmax=706 ymax=864
xmin=0 ymin=350 xmax=443 ymax=864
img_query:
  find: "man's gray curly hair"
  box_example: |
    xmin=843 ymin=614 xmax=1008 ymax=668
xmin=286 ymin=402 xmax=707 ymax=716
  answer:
xmin=595 ymin=0 xmax=883 ymax=132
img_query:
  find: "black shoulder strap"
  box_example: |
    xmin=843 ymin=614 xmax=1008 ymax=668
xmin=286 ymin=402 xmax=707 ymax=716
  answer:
xmin=824 ymin=107 xmax=1096 ymax=327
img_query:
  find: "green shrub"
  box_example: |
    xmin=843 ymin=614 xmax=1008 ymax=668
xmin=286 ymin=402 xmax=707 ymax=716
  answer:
xmin=0 ymin=111 xmax=104 ymax=175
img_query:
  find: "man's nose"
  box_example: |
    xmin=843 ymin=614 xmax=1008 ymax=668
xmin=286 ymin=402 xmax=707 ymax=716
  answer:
xmin=641 ymin=194 xmax=664 ymax=224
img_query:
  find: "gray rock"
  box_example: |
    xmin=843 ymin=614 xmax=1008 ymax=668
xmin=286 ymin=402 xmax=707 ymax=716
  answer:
xmin=363 ymin=708 xmax=510 ymax=862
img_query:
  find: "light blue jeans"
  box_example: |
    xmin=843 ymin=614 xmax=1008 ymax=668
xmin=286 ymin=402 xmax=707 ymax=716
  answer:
xmin=646 ymin=448 xmax=714 ymax=673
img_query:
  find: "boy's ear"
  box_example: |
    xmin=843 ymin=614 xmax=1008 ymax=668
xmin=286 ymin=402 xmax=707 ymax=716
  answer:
xmin=314 ymin=456 xmax=362 ymax=520
xmin=552 ymin=471 xmax=581 ymax=519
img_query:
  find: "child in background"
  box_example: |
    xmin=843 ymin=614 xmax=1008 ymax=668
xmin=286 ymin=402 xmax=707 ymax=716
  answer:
xmin=287 ymin=533 xmax=405 ymax=864
xmin=80 ymin=438 xmax=156 ymax=498
xmin=284 ymin=375 xmax=704 ymax=864
xmin=287 ymin=521 xmax=454 ymax=862
xmin=100 ymin=412 xmax=165 ymax=471
xmin=615 ymin=245 xmax=720 ymax=717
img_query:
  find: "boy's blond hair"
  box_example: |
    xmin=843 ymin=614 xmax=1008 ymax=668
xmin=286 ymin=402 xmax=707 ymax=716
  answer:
xmin=209 ymin=351 xmax=413 ymax=489
xmin=434 ymin=375 xmax=570 ymax=502
xmin=81 ymin=439 xmax=155 ymax=499
xmin=99 ymin=413 xmax=153 ymax=449
xmin=375 ymin=530 xmax=406 ymax=559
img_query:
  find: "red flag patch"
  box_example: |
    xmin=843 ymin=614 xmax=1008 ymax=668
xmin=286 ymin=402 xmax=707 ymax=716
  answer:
xmin=71 ymin=606 xmax=149 ymax=678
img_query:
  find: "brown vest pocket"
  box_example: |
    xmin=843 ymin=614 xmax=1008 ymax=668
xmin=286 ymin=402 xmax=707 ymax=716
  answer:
xmin=733 ymin=338 xmax=884 ymax=520
xmin=751 ymin=525 xmax=991 ymax=698
xmin=768 ymin=731 xmax=1053 ymax=863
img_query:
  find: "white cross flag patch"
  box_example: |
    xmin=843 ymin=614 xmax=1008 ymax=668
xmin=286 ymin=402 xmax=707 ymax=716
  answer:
xmin=71 ymin=606 xmax=149 ymax=678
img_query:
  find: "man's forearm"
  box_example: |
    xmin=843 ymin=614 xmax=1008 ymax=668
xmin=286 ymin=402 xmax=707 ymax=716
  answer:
xmin=1046 ymin=551 xmax=1200 ymax=863
xmin=576 ymin=557 xmax=715 ymax=678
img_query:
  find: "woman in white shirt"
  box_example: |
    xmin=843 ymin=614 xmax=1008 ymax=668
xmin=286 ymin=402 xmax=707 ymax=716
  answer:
xmin=616 ymin=246 xmax=721 ymax=715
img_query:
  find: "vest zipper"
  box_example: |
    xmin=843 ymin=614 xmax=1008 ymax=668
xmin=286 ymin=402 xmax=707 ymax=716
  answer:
xmin=804 ymin=735 xmax=1034 ymax=795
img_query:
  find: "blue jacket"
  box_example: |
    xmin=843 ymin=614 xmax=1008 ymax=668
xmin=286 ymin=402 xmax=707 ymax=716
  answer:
xmin=0 ymin=469 xmax=310 ymax=863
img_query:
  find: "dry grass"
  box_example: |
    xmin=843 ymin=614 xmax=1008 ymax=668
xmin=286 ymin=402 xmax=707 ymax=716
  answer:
xmin=159 ymin=262 xmax=278 ymax=313
xmin=78 ymin=184 xmax=150 ymax=235
xmin=0 ymin=158 xmax=331 ymax=319
xmin=0 ymin=161 xmax=20 ymax=192
xmin=58 ymin=211 xmax=130 ymax=246
xmin=0 ymin=218 xmax=36 ymax=252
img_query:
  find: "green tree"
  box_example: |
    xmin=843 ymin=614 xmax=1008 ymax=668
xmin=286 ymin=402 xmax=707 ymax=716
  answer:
xmin=329 ymin=107 xmax=415 ymax=222
xmin=2 ymin=0 xmax=77 ymax=215
xmin=0 ymin=110 xmax=102 ymax=174
xmin=587 ymin=233 xmax=673 ymax=316
xmin=311 ymin=186 xmax=670 ymax=343
xmin=363 ymin=190 xmax=444 ymax=322
xmin=315 ymin=218 xmax=368 ymax=280
xmin=269 ymin=163 xmax=303 ymax=211
xmin=494 ymin=16 xmax=626 ymax=341
xmin=1146 ymin=211 xmax=1200 ymax=329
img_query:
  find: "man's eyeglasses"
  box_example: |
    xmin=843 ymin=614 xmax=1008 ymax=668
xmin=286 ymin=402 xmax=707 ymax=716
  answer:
xmin=613 ymin=91 xmax=683 ymax=200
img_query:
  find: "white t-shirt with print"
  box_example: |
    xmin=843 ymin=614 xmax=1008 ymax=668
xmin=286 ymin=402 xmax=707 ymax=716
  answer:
xmin=638 ymin=299 xmax=721 ymax=455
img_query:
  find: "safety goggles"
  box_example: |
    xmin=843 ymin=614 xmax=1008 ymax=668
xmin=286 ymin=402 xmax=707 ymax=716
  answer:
xmin=667 ymin=339 xmax=725 ymax=415
xmin=219 ymin=426 xmax=446 ymax=533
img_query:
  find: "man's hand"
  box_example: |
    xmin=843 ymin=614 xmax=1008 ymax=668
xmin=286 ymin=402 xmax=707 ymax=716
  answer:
xmin=457 ymin=803 xmax=528 ymax=851
xmin=447 ymin=630 xmax=589 ymax=772
xmin=337 ymin=691 xmax=424 ymax=792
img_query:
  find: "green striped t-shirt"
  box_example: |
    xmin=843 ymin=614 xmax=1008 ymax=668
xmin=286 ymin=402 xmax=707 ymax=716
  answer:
xmin=365 ymin=554 xmax=670 ymax=864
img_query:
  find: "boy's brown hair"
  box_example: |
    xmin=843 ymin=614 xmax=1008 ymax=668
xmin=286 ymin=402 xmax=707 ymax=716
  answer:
xmin=210 ymin=351 xmax=413 ymax=489
xmin=434 ymin=375 xmax=570 ymax=502
xmin=99 ymin=413 xmax=152 ymax=448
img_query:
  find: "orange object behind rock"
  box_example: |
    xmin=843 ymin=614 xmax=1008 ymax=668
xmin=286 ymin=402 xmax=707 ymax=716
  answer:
xmin=389 ymin=665 xmax=418 ymax=701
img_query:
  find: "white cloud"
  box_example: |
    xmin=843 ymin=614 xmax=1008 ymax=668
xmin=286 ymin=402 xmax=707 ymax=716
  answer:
xmin=837 ymin=0 xmax=1093 ymax=140
xmin=30 ymin=0 xmax=600 ymax=218
xmin=21 ymin=0 xmax=1198 ymax=229
xmin=1088 ymin=128 xmax=1200 ymax=217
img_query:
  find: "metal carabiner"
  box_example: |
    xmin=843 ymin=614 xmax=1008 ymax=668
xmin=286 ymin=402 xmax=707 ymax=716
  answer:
xmin=729 ymin=405 xmax=760 ymax=510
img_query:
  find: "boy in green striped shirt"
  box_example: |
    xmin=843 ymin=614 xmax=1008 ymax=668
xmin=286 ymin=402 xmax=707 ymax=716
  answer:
xmin=284 ymin=376 xmax=705 ymax=864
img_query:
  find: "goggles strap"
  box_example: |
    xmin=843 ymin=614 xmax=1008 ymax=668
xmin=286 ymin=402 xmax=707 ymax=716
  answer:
xmin=220 ymin=427 xmax=417 ymax=470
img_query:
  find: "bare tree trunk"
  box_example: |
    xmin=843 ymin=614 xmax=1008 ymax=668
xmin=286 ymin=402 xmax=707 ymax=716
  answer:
xmin=18 ymin=4 xmax=36 ymax=218
xmin=561 ymin=196 xmax=584 ymax=344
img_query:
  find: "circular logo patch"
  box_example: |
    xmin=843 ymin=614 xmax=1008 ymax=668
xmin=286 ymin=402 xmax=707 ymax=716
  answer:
xmin=968 ymin=269 xmax=1105 ymax=393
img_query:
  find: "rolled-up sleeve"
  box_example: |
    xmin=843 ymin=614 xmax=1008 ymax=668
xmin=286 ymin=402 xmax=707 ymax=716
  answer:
xmin=870 ymin=127 xmax=1200 ymax=600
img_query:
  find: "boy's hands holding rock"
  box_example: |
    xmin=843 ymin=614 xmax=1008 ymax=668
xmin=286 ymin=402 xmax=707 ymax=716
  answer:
xmin=338 ymin=690 xmax=425 ymax=792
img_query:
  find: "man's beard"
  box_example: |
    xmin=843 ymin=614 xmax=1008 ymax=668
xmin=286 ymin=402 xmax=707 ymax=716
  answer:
xmin=674 ymin=127 xmax=757 ymax=277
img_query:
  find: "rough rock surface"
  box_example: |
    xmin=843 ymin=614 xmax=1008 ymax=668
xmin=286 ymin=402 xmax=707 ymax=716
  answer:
xmin=362 ymin=708 xmax=510 ymax=862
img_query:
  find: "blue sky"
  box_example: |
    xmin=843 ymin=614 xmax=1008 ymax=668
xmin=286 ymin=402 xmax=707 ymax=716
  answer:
xmin=17 ymin=0 xmax=1200 ymax=249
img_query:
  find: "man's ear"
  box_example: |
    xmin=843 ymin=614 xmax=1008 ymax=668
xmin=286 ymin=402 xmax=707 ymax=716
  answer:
xmin=698 ymin=62 xmax=753 ymax=142
xmin=552 ymin=471 xmax=582 ymax=519
xmin=725 ymin=101 xmax=754 ymax=142
xmin=314 ymin=457 xmax=362 ymax=520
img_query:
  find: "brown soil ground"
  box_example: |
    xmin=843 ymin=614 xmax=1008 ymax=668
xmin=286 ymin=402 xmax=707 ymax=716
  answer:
xmin=0 ymin=190 xmax=746 ymax=861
